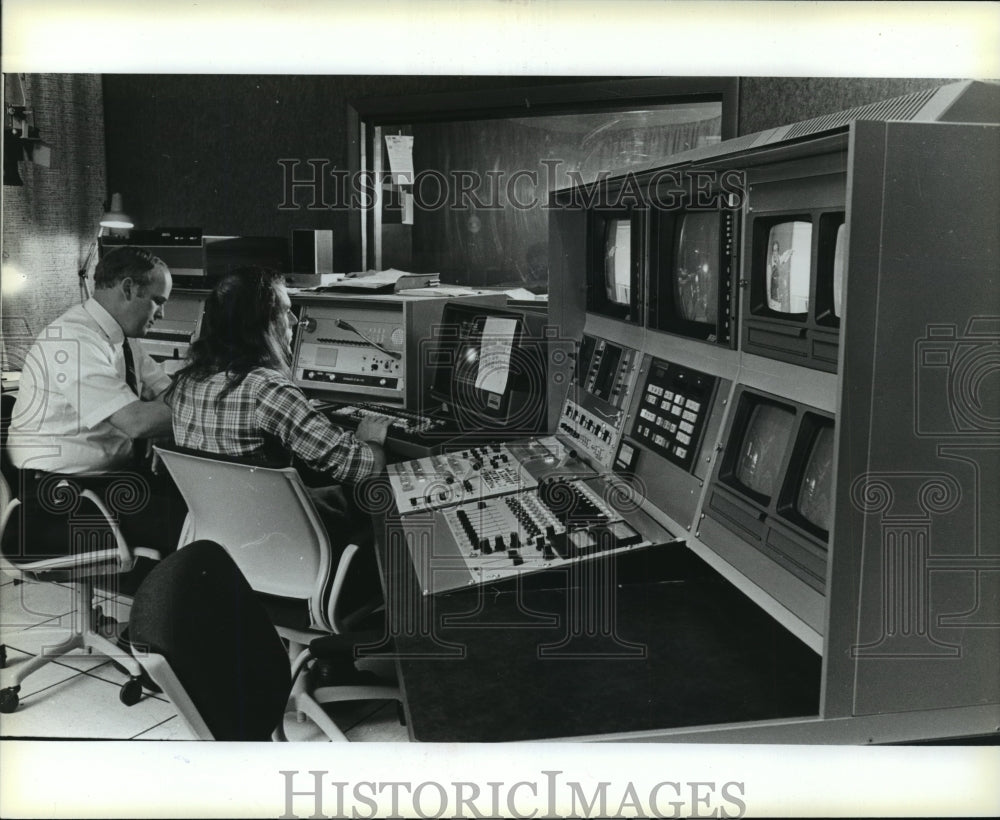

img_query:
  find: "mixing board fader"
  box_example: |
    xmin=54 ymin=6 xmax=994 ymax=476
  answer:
xmin=418 ymin=477 xmax=655 ymax=595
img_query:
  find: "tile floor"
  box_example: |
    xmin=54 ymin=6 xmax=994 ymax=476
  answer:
xmin=0 ymin=570 xmax=408 ymax=742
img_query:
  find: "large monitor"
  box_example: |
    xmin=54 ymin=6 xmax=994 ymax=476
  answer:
xmin=427 ymin=301 xmax=547 ymax=435
xmin=647 ymin=203 xmax=738 ymax=347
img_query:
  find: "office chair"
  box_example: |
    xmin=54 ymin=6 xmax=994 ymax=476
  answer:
xmin=0 ymin=392 xmax=162 ymax=713
xmin=0 ymin=469 xmax=162 ymax=712
xmin=129 ymin=538 xmax=399 ymax=741
xmin=152 ymin=444 xmax=396 ymax=733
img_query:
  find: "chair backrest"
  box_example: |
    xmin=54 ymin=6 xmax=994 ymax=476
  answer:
xmin=153 ymin=445 xmax=339 ymax=631
xmin=129 ymin=539 xmax=291 ymax=741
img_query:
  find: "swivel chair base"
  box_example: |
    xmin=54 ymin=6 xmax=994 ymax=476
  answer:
xmin=0 ymin=575 xmax=146 ymax=713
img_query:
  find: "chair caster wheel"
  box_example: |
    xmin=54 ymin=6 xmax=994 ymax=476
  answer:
xmin=120 ymin=678 xmax=143 ymax=706
xmin=0 ymin=686 xmax=20 ymax=713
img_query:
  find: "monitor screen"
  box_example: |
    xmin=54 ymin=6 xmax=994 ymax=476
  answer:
xmin=428 ymin=302 xmax=544 ymax=431
xmin=796 ymin=423 xmax=834 ymax=533
xmin=764 ymin=221 xmax=812 ymax=315
xmin=832 ymin=223 xmax=846 ymax=319
xmin=734 ymin=402 xmax=796 ymax=498
xmin=673 ymin=211 xmax=720 ymax=325
xmin=604 ymin=218 xmax=632 ymax=305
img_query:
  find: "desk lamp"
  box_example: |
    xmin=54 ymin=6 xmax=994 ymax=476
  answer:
xmin=78 ymin=193 xmax=133 ymax=301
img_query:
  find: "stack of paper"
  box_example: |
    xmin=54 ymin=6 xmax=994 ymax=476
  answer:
xmin=309 ymin=268 xmax=440 ymax=293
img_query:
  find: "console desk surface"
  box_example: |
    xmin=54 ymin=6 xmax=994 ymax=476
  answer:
xmin=371 ymin=501 xmax=822 ymax=743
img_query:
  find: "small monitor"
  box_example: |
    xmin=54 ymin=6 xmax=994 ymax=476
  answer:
xmin=832 ymin=223 xmax=846 ymax=319
xmin=673 ymin=211 xmax=720 ymax=325
xmin=587 ymin=209 xmax=642 ymax=323
xmin=795 ymin=423 xmax=835 ymax=534
xmin=764 ymin=220 xmax=812 ymax=315
xmin=604 ymin=218 xmax=632 ymax=305
xmin=733 ymin=401 xmax=796 ymax=500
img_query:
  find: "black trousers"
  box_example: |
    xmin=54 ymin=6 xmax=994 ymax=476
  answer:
xmin=305 ymin=483 xmax=382 ymax=616
xmin=10 ymin=468 xmax=187 ymax=562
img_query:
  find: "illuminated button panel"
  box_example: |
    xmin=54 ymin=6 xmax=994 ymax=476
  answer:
xmin=558 ymin=401 xmax=621 ymax=470
xmin=630 ymin=360 xmax=717 ymax=472
xmin=583 ymin=340 xmax=639 ymax=411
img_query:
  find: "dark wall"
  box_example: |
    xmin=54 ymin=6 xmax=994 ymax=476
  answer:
xmin=104 ymin=75 xmax=961 ymax=276
xmin=102 ymin=75 xmax=560 ymax=272
xmin=738 ymin=77 xmax=955 ymax=134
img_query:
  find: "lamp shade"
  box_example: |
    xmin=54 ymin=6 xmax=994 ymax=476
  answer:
xmin=100 ymin=192 xmax=133 ymax=229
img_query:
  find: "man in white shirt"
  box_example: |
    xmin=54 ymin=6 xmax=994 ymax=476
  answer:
xmin=7 ymin=246 xmax=186 ymax=559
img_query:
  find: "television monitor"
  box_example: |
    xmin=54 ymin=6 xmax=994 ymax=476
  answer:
xmin=586 ymin=209 xmax=643 ymax=324
xmin=793 ymin=422 xmax=835 ymax=535
xmin=674 ymin=212 xmax=720 ymax=324
xmin=427 ymin=301 xmax=546 ymax=434
xmin=741 ymin=164 xmax=846 ymax=373
xmin=832 ymin=223 xmax=845 ymax=319
xmin=706 ymin=389 xmax=834 ymax=593
xmin=833 ymin=226 xmax=845 ymax=318
xmin=605 ymin=218 xmax=632 ymax=304
xmin=763 ymin=220 xmax=812 ymax=316
xmin=732 ymin=400 xmax=796 ymax=501
xmin=648 ymin=206 xmax=737 ymax=346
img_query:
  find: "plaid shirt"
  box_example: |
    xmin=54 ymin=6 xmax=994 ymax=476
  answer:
xmin=170 ymin=367 xmax=377 ymax=484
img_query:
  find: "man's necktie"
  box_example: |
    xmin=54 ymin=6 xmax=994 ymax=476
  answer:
xmin=123 ymin=339 xmax=139 ymax=396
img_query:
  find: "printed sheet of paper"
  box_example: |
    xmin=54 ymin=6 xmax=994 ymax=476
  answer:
xmin=384 ymin=134 xmax=414 ymax=185
xmin=476 ymin=317 xmax=517 ymax=396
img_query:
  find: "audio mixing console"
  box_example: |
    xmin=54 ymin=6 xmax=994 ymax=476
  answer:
xmin=408 ymin=476 xmax=666 ymax=595
xmin=385 ymin=434 xmax=676 ymax=595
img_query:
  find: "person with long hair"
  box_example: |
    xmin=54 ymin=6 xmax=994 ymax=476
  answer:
xmin=166 ymin=268 xmax=391 ymax=608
